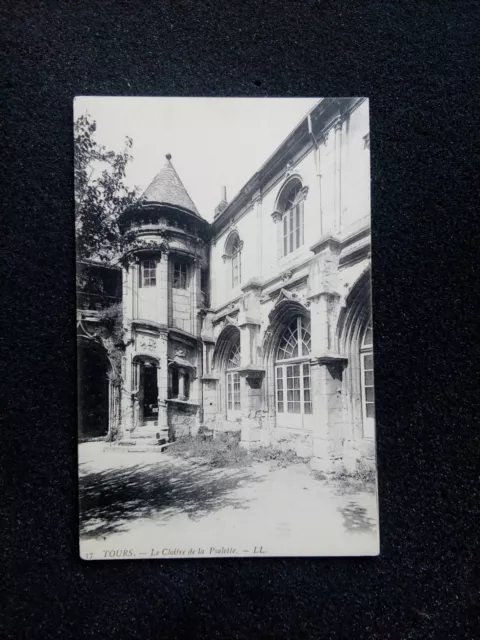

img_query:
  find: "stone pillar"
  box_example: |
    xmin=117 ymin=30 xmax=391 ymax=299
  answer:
xmin=317 ymin=134 xmax=327 ymax=238
xmin=238 ymin=279 xmax=265 ymax=448
xmin=129 ymin=260 xmax=138 ymax=320
xmin=308 ymin=235 xmax=349 ymax=473
xmin=255 ymin=198 xmax=263 ymax=281
xmin=178 ymin=367 xmax=187 ymax=400
xmin=333 ymin=116 xmax=345 ymax=234
xmin=200 ymin=311 xmax=218 ymax=429
xmin=156 ymin=251 xmax=169 ymax=327
xmin=156 ymin=330 xmax=169 ymax=439
xmin=190 ymin=262 xmax=201 ymax=336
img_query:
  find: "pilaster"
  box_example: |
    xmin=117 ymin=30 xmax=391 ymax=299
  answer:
xmin=271 ymin=209 xmax=283 ymax=261
xmin=307 ymin=233 xmax=350 ymax=472
xmin=156 ymin=329 xmax=169 ymax=437
xmin=333 ymin=115 xmax=344 ymax=233
xmin=237 ymin=278 xmax=266 ymax=447
xmin=156 ymin=251 xmax=169 ymax=326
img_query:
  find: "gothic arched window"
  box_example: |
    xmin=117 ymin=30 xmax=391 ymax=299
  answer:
xmin=279 ymin=180 xmax=304 ymax=257
xmin=275 ymin=316 xmax=312 ymax=425
xmin=223 ymin=232 xmax=243 ymax=289
xmin=231 ymin=235 xmax=242 ymax=288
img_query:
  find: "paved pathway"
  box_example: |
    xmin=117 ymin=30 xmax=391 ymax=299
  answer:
xmin=79 ymin=442 xmax=379 ymax=560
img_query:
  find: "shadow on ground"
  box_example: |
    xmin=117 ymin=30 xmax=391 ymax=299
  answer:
xmin=338 ymin=500 xmax=376 ymax=533
xmin=79 ymin=457 xmax=265 ymax=539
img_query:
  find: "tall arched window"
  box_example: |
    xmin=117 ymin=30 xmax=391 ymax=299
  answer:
xmin=223 ymin=232 xmax=243 ymax=289
xmin=226 ymin=338 xmax=241 ymax=419
xmin=281 ymin=181 xmax=304 ymax=256
xmin=360 ymin=321 xmax=375 ymax=438
xmin=231 ymin=236 xmax=242 ymax=288
xmin=275 ymin=316 xmax=312 ymax=429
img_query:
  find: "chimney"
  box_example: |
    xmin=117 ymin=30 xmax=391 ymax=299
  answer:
xmin=214 ymin=185 xmax=228 ymax=218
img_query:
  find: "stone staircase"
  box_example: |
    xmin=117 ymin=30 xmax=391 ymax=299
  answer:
xmin=111 ymin=420 xmax=171 ymax=453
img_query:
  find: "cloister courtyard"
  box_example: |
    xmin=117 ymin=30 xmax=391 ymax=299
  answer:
xmin=79 ymin=441 xmax=379 ymax=560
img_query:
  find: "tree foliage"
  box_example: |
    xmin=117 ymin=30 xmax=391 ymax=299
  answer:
xmin=74 ymin=113 xmax=139 ymax=262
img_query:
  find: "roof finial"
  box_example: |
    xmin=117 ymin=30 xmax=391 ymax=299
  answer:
xmin=165 ymin=153 xmax=172 ymax=161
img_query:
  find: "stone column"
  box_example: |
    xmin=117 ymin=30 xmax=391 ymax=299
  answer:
xmin=156 ymin=330 xmax=169 ymax=440
xmin=200 ymin=311 xmax=218 ymax=429
xmin=255 ymin=198 xmax=263 ymax=281
xmin=190 ymin=261 xmax=201 ymax=336
xmin=129 ymin=260 xmax=138 ymax=320
xmin=333 ymin=116 xmax=343 ymax=234
xmin=177 ymin=367 xmax=187 ymax=400
xmin=156 ymin=251 xmax=169 ymax=327
xmin=308 ymin=236 xmax=349 ymax=473
xmin=237 ymin=279 xmax=265 ymax=448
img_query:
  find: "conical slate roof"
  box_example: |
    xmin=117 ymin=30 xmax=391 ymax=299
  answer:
xmin=140 ymin=154 xmax=201 ymax=218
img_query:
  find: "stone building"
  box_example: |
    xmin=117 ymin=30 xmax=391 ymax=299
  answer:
xmin=79 ymin=97 xmax=374 ymax=473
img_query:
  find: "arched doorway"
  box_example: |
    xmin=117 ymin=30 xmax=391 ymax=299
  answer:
xmin=132 ymin=356 xmax=159 ymax=426
xmin=274 ymin=315 xmax=313 ymax=430
xmin=212 ymin=324 xmax=241 ymax=425
xmin=78 ymin=342 xmax=110 ymax=439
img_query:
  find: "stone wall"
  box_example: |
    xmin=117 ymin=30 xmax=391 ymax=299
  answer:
xmin=167 ymin=401 xmax=199 ymax=438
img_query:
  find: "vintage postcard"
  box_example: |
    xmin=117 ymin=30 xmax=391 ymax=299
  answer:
xmin=76 ymin=97 xmax=379 ymax=560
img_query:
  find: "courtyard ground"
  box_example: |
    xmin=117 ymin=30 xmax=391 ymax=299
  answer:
xmin=79 ymin=441 xmax=379 ymax=560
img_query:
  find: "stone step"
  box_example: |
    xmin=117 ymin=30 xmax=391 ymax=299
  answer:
xmin=125 ymin=446 xmax=166 ymax=453
xmin=103 ymin=442 xmax=174 ymax=454
xmin=130 ymin=431 xmax=160 ymax=439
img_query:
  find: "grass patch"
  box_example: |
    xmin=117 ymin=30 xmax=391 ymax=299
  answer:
xmin=169 ymin=433 xmax=250 ymax=468
xmin=250 ymin=446 xmax=306 ymax=468
xmin=169 ymin=434 xmax=308 ymax=470
xmin=322 ymin=458 xmax=377 ymax=494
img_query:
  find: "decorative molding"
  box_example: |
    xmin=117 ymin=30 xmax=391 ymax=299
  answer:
xmin=241 ymin=277 xmax=263 ymax=293
xmin=274 ymin=287 xmax=297 ymax=304
xmin=237 ymin=365 xmax=266 ymax=389
xmin=298 ymin=185 xmax=309 ymax=201
xmin=284 ymin=160 xmax=295 ymax=179
xmin=281 ymin=270 xmax=293 ymax=282
xmin=311 ymin=353 xmax=348 ymax=380
xmin=310 ymin=234 xmax=342 ymax=256
xmin=224 ymin=314 xmax=238 ymax=327
xmin=139 ymin=336 xmax=156 ymax=352
xmin=271 ymin=209 xmax=282 ymax=223
xmin=201 ymin=374 xmax=219 ymax=382
xmin=131 ymin=319 xmax=165 ymax=334
xmin=168 ymin=357 xmax=196 ymax=373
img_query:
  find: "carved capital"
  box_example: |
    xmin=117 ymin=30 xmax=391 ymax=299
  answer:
xmin=311 ymin=354 xmax=348 ymax=381
xmin=237 ymin=366 xmax=266 ymax=389
xmin=271 ymin=209 xmax=282 ymax=223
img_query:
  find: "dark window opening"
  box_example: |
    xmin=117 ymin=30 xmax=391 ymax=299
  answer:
xmin=173 ymin=261 xmax=188 ymax=289
xmin=140 ymin=259 xmax=157 ymax=287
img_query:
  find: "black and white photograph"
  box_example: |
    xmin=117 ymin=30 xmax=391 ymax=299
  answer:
xmin=76 ymin=97 xmax=379 ymax=559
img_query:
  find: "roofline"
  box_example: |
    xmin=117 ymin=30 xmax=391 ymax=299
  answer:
xmin=77 ymin=258 xmax=122 ymax=271
xmin=212 ymin=97 xmax=365 ymax=231
xmin=121 ymin=201 xmax=209 ymax=225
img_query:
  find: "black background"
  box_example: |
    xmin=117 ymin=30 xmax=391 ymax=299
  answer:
xmin=1 ymin=1 xmax=479 ymax=638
